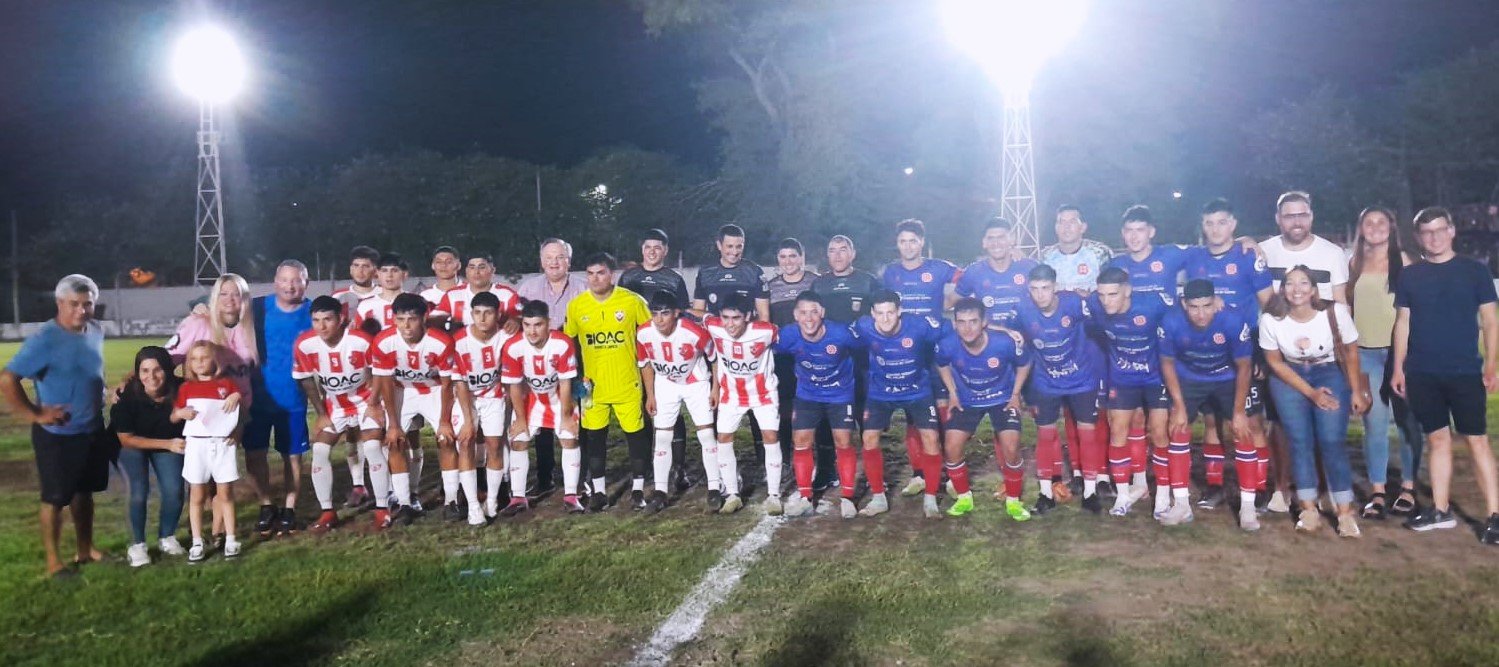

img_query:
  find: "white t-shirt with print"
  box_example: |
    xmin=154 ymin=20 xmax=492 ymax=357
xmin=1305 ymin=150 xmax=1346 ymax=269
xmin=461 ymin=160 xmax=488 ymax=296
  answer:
xmin=1260 ymin=235 xmax=1348 ymax=301
xmin=1258 ymin=303 xmax=1359 ymax=364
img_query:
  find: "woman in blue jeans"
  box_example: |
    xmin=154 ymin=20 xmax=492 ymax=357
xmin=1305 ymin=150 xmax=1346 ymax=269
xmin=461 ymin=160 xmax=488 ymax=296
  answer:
xmin=111 ymin=346 xmax=187 ymax=567
xmin=1259 ymin=267 xmax=1369 ymax=537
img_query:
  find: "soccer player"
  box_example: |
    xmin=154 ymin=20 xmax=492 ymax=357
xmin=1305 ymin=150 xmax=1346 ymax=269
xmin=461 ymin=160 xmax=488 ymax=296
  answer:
xmin=954 ymin=217 xmax=1039 ymax=329
xmin=371 ymin=294 xmax=455 ymax=525
xmin=774 ymin=292 xmax=856 ymax=518
xmin=451 ymin=291 xmax=515 ymax=525
xmin=500 ymin=300 xmax=581 ymax=516
xmin=1159 ymin=279 xmax=1264 ymax=530
xmin=330 ymin=245 xmax=381 ymax=508
xmin=936 ymin=297 xmax=1032 ymax=519
xmin=355 ymin=252 xmax=408 ymax=331
xmin=881 ymin=219 xmax=962 ymax=496
xmin=637 ymin=292 xmax=719 ymax=514
xmin=852 ymin=290 xmax=947 ymax=518
xmin=704 ymin=295 xmax=781 ymax=515
xmin=694 ymin=224 xmax=770 ymax=322
xmin=433 ymin=253 xmax=523 ymax=332
xmin=619 ymin=228 xmax=695 ymax=493
xmin=420 ymin=246 xmax=464 ymax=308
xmin=1087 ymin=267 xmax=1173 ymax=517
xmin=565 ymin=252 xmax=654 ymax=512
xmin=1041 ymin=205 xmax=1114 ymax=294
xmin=292 ymin=296 xmax=390 ymax=533
xmin=1014 ymin=264 xmax=1109 ymax=514
xmin=1104 ymin=205 xmax=1191 ymax=299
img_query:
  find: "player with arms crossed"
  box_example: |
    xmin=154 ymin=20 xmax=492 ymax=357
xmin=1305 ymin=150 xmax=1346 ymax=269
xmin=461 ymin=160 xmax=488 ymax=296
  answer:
xmin=451 ymin=291 xmax=516 ymax=525
xmin=500 ymin=301 xmax=580 ymax=516
xmin=774 ymin=292 xmax=858 ymax=518
xmin=705 ymin=295 xmax=782 ymax=515
xmin=638 ymin=292 xmax=719 ymax=514
xmin=371 ymin=293 xmax=455 ymax=525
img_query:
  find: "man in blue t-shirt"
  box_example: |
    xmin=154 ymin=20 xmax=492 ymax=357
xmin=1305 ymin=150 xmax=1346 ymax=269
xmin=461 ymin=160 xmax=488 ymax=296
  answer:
xmin=1391 ymin=207 xmax=1499 ymax=543
xmin=245 ymin=260 xmax=313 ymax=535
xmin=953 ymin=217 xmax=1038 ymax=330
xmin=773 ymin=292 xmax=859 ymax=518
xmin=1 ymin=274 xmax=108 ymax=577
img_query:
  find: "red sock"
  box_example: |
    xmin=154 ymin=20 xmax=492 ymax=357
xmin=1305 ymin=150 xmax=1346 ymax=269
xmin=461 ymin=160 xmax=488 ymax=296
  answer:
xmin=946 ymin=461 xmax=971 ymax=495
xmin=1128 ymin=428 xmax=1147 ymax=474
xmin=836 ymin=447 xmax=858 ymax=499
xmin=1109 ymin=447 xmax=1132 ymax=485
xmin=1169 ymin=428 xmax=1191 ymax=490
xmin=1062 ymin=410 xmax=1080 ymax=474
xmin=1204 ymin=441 xmax=1225 ymax=486
xmin=1036 ymin=425 xmax=1060 ymax=482
xmin=1084 ymin=421 xmax=1108 ymax=480
xmin=863 ymin=448 xmax=886 ymax=494
xmin=1003 ymin=460 xmax=1024 ymax=499
xmin=904 ymin=427 xmax=923 ymax=478
xmin=921 ymin=451 xmax=944 ymax=498
xmin=1153 ymin=449 xmax=1171 ymax=489
xmin=1234 ymin=440 xmax=1258 ymax=495
xmin=1256 ymin=447 xmax=1269 ymax=491
xmin=793 ymin=447 xmax=815 ymax=499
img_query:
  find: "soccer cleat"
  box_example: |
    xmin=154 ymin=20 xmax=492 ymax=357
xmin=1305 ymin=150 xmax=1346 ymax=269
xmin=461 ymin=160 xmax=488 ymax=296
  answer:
xmin=127 ymin=543 xmax=150 ymax=568
xmin=1005 ymin=498 xmax=1032 ymax=522
xmin=946 ymin=494 xmax=975 ymax=517
xmin=346 ymin=485 xmax=372 ymax=510
xmin=1160 ymin=502 xmax=1194 ymax=526
xmin=784 ymin=494 xmax=814 ymax=517
xmin=858 ymin=494 xmax=889 ymax=517
xmin=158 ymin=536 xmax=187 ymax=556
xmin=308 ymin=510 xmax=339 ymax=534
xmin=1267 ymin=490 xmax=1291 ymax=513
xmin=719 ymin=494 xmax=744 ymax=514
xmin=188 ymin=543 xmax=207 ymax=564
xmin=1239 ymin=504 xmax=1261 ymax=532
xmin=563 ymin=495 xmax=587 ymax=514
xmin=223 ymin=540 xmax=241 ymax=559
xmin=443 ymin=502 xmax=464 ymax=523
xmin=645 ymin=491 xmax=668 ymax=515
xmin=764 ymin=495 xmax=783 ymax=516
xmin=673 ymin=470 xmax=697 ymax=494
xmin=1403 ymin=506 xmax=1456 ymax=532
xmin=1336 ymin=514 xmax=1361 ymax=538
xmin=466 ymin=504 xmax=487 ymax=527
xmin=706 ymin=490 xmax=725 ymax=514
xmin=255 ymin=505 xmax=278 ymax=536
xmin=373 ymin=509 xmax=392 ymax=531
xmin=901 ymin=476 xmax=926 ymax=497
xmin=394 ymin=504 xmax=419 ymax=526
xmin=1032 ymin=495 xmax=1057 ymax=516
xmin=839 ymin=498 xmax=858 ymax=519
xmin=1482 ymin=514 xmax=1499 ymax=545
xmin=923 ymin=495 xmax=942 ymax=519
xmin=274 ymin=508 xmax=299 ymax=536
xmin=1097 ymin=480 xmax=1116 ymax=499
xmin=1081 ymin=493 xmax=1102 ymax=515
xmin=588 ymin=492 xmax=610 ymax=513
xmin=409 ymin=497 xmax=425 ymax=514
xmin=1197 ymin=486 xmax=1225 ymax=510
xmin=499 ymin=498 xmax=530 ymax=517
xmin=631 ymin=490 xmax=647 ymax=511
xmin=1109 ymin=494 xmax=1133 ymax=517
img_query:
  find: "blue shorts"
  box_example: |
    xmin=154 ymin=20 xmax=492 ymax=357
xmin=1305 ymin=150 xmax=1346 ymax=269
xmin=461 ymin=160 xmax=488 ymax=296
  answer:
xmin=864 ymin=397 xmax=940 ymax=432
xmin=1033 ymin=390 xmax=1100 ymax=425
xmin=791 ymin=398 xmax=857 ymax=431
xmin=929 ymin=371 xmax=949 ymax=401
xmin=244 ymin=409 xmax=311 ymax=456
xmin=1106 ymin=384 xmax=1170 ymax=412
xmin=1183 ymin=379 xmax=1264 ymax=420
xmin=947 ymin=404 xmax=1022 ymax=434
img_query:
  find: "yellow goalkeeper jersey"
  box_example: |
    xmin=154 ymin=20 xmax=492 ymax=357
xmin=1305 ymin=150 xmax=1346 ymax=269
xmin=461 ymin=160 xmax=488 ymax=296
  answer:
xmin=564 ymin=286 xmax=651 ymax=403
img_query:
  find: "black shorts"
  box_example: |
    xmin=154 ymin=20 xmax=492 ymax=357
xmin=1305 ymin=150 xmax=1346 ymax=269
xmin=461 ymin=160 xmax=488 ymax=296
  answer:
xmin=1183 ymin=379 xmax=1263 ymax=420
xmin=864 ymin=397 xmax=940 ymax=432
xmin=929 ymin=372 xmax=949 ymax=401
xmin=33 ymin=426 xmax=112 ymax=507
xmin=1406 ymin=373 xmax=1487 ymax=436
xmin=1033 ymin=389 xmax=1100 ymax=425
xmin=791 ymin=398 xmax=857 ymax=431
xmin=1106 ymin=384 xmax=1170 ymax=412
xmin=947 ymin=404 xmax=1022 ymax=434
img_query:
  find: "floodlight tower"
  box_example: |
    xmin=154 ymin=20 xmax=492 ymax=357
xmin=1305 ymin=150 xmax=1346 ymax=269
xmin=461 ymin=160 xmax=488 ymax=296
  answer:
xmin=171 ymin=25 xmax=247 ymax=286
xmin=943 ymin=0 xmax=1088 ymax=258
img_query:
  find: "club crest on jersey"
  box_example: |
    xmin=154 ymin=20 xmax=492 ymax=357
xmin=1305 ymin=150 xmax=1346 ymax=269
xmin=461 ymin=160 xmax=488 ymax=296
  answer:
xmin=986 ymin=357 xmax=1000 ymax=369
xmin=825 ymin=344 xmax=838 ymax=355
xmin=1150 ymin=260 xmax=1164 ymax=272
xmin=615 ymin=310 xmax=625 ymax=322
xmin=1213 ymin=333 xmax=1226 ymax=344
xmin=217 ymin=386 xmax=229 ymax=398
xmin=901 ymin=338 xmax=913 ymax=348
xmin=1133 ymin=315 xmax=1146 ymax=326
xmin=1077 ymin=264 xmax=1089 ymax=275
xmin=1225 ymin=263 xmax=1239 ymax=275
xmin=1013 ymin=274 xmax=1026 ymax=284
xmin=329 ymin=353 xmax=343 ymax=373
xmin=982 ymin=296 xmax=996 ymax=307
xmin=1061 ymin=315 xmax=1072 ymax=327
xmin=921 ymin=272 xmax=933 ymax=283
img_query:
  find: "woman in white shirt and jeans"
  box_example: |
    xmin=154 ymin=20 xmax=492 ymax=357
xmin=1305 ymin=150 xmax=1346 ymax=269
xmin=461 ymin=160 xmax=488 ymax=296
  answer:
xmin=1260 ymin=266 xmax=1369 ymax=536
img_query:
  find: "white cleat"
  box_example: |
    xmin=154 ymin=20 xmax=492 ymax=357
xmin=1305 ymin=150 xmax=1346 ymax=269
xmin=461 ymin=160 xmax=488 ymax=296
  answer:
xmin=718 ymin=494 xmax=744 ymax=514
xmin=158 ymin=536 xmax=187 ymax=557
xmin=1160 ymin=502 xmax=1195 ymax=526
xmin=840 ymin=498 xmax=858 ymax=519
xmin=1239 ymin=504 xmax=1262 ymax=532
xmin=783 ymin=494 xmax=814 ymax=517
xmin=764 ymin=495 xmax=783 ymax=516
xmin=858 ymin=494 xmax=889 ymax=517
xmin=901 ymin=477 xmax=926 ymax=497
xmin=467 ymin=504 xmax=487 ymax=526
xmin=922 ymin=495 xmax=942 ymax=519
xmin=1109 ymin=494 xmax=1134 ymax=517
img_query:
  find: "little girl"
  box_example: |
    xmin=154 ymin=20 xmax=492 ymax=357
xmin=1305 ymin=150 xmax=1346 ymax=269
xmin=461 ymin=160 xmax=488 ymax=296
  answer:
xmin=172 ymin=340 xmax=245 ymax=562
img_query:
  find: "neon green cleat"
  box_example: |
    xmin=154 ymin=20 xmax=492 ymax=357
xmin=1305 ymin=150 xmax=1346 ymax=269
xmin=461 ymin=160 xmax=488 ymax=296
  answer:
xmin=947 ymin=493 xmax=975 ymax=517
xmin=1005 ymin=498 xmax=1032 ymax=522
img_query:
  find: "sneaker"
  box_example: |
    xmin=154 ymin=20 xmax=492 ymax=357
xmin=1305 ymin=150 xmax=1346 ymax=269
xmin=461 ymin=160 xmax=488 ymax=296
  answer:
xmin=1267 ymin=490 xmax=1291 ymax=513
xmin=922 ymin=495 xmax=942 ymax=519
xmin=274 ymin=508 xmax=299 ymax=536
xmin=839 ymin=498 xmax=858 ymax=519
xmin=223 ymin=539 xmax=241 ymax=559
xmin=1239 ymin=504 xmax=1261 ymax=532
xmin=499 ymin=498 xmax=530 ymax=517
xmin=466 ymin=504 xmax=487 ymax=526
xmin=588 ymin=492 xmax=609 ymax=513
xmin=443 ymin=502 xmax=464 ymax=523
xmin=409 ymin=497 xmax=425 ymax=514
xmin=1196 ymin=486 xmax=1225 ymax=510
xmin=373 ymin=509 xmax=392 ymax=531
xmin=188 ymin=542 xmax=207 ymax=564
xmin=1336 ymin=514 xmax=1362 ymax=538
xmin=706 ymin=490 xmax=725 ymax=514
xmin=763 ymin=495 xmax=783 ymax=516
xmin=1482 ymin=514 xmax=1499 ymax=545
xmin=345 ymin=485 xmax=372 ymax=510
xmin=631 ymin=490 xmax=647 ymax=511
xmin=127 ymin=543 xmax=150 ymax=568
xmin=158 ymin=536 xmax=187 ymax=556
xmin=1109 ymin=494 xmax=1133 ymax=517
xmin=1404 ymin=505 xmax=1457 ymax=532
xmin=563 ymin=495 xmax=587 ymax=514
xmin=1160 ymin=502 xmax=1194 ymax=526
xmin=308 ymin=511 xmax=339 ymax=534
xmin=858 ymin=494 xmax=889 ymax=517
xmin=1005 ymin=498 xmax=1032 ymax=522
xmin=673 ymin=470 xmax=697 ymax=494
xmin=784 ymin=494 xmax=814 ymax=517
xmin=394 ymin=504 xmax=419 ymax=526
xmin=901 ymin=476 xmax=926 ymax=497
xmin=1295 ymin=508 xmax=1322 ymax=533
xmin=946 ymin=493 xmax=975 ymax=517
xmin=254 ymin=505 xmax=278 ymax=536
xmin=1031 ymin=495 xmax=1057 ymax=516
xmin=1081 ymin=493 xmax=1103 ymax=515
xmin=645 ymin=491 xmax=668 ymax=515
xmin=719 ymin=494 xmax=744 ymax=514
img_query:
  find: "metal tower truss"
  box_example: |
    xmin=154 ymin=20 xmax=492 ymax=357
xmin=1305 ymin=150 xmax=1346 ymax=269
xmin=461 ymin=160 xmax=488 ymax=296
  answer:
xmin=194 ymin=102 xmax=227 ymax=286
xmin=1000 ymin=102 xmax=1041 ymax=258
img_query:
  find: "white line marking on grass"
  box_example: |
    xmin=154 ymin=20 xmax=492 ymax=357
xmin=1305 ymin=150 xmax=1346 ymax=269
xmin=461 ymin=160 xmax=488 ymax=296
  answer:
xmin=627 ymin=514 xmax=782 ymax=666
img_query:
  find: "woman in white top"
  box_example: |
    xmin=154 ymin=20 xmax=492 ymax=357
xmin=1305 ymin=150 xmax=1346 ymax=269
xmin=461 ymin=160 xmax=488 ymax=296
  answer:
xmin=1260 ymin=266 xmax=1368 ymax=536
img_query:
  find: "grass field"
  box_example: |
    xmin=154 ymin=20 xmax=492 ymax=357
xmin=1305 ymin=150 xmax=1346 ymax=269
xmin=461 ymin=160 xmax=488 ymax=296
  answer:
xmin=2 ymin=338 xmax=1498 ymax=666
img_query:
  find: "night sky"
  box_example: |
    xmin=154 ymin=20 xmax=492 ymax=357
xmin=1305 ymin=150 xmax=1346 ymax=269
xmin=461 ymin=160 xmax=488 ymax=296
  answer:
xmin=2 ymin=0 xmax=1497 ymax=215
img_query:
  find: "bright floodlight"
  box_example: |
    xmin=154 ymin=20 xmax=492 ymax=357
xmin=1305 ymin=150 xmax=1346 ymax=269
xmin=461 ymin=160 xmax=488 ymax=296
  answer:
xmin=942 ymin=0 xmax=1087 ymax=101
xmin=172 ymin=25 xmax=247 ymax=103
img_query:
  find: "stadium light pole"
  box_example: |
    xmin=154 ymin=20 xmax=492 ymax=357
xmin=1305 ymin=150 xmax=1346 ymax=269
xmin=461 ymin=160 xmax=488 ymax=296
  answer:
xmin=171 ymin=25 xmax=247 ymax=286
xmin=943 ymin=0 xmax=1087 ymax=258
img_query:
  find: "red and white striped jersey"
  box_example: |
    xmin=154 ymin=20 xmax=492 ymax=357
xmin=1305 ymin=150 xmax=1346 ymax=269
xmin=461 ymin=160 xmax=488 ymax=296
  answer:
xmin=703 ymin=316 xmax=779 ymax=407
xmin=451 ymin=326 xmax=515 ymax=399
xmin=501 ymin=331 xmax=579 ymax=428
xmin=354 ymin=292 xmax=405 ymax=330
xmin=331 ymin=285 xmax=378 ymax=327
xmin=370 ymin=328 xmax=455 ymax=395
xmin=420 ymin=282 xmax=463 ymax=308
xmin=636 ymin=319 xmax=714 ymax=386
xmin=432 ymin=283 xmax=522 ymax=327
xmin=291 ymin=329 xmax=376 ymax=417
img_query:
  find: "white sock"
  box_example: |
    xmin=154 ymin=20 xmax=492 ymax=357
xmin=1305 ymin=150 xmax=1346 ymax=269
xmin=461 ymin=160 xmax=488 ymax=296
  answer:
xmin=1114 ymin=481 xmax=1132 ymax=503
xmin=633 ymin=477 xmax=646 ymax=492
xmin=224 ymin=534 xmax=239 ymax=548
xmin=653 ymin=430 xmax=674 ymax=492
xmin=1039 ymin=479 xmax=1054 ymax=498
xmin=763 ymin=442 xmax=782 ymax=496
xmin=485 ymin=467 xmax=504 ymax=508
xmin=312 ymin=442 xmax=334 ymax=510
xmin=1133 ymin=471 xmax=1147 ymax=489
xmin=1241 ymin=491 xmax=1257 ymax=508
xmin=509 ymin=449 xmax=529 ymax=499
xmin=698 ymin=430 xmax=721 ymax=491
xmin=1083 ymin=478 xmax=1097 ymax=498
xmin=718 ymin=440 xmax=739 ymax=495
xmin=459 ymin=470 xmax=480 ymax=510
xmin=1155 ymin=485 xmax=1171 ymax=511
xmin=562 ymin=448 xmax=581 ymax=495
xmin=348 ymin=448 xmax=366 ymax=487
xmin=361 ymin=440 xmax=389 ymax=508
xmin=441 ymin=469 xmax=460 ymax=505
xmin=592 ymin=476 xmax=608 ymax=497
xmin=391 ymin=472 xmax=412 ymax=506
xmin=1173 ymin=487 xmax=1190 ymax=501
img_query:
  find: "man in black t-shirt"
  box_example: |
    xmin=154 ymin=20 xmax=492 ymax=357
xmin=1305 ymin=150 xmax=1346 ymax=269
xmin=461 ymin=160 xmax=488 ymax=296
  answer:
xmin=693 ymin=224 xmax=770 ymax=321
xmin=765 ymin=239 xmax=837 ymax=493
xmin=1392 ymin=206 xmax=1499 ymax=543
xmin=619 ymin=228 xmax=695 ymax=491
xmin=812 ymin=235 xmax=881 ymax=324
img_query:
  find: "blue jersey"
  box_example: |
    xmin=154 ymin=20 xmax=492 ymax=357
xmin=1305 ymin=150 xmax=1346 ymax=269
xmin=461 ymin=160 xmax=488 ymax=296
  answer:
xmin=1182 ymin=245 xmax=1272 ymax=321
xmin=1157 ymin=308 xmax=1253 ymax=384
xmin=934 ymin=331 xmax=1029 ymax=409
xmin=1085 ymin=292 xmax=1172 ymax=387
xmin=954 ymin=258 xmax=1038 ymax=328
xmin=1105 ymin=244 xmax=1190 ymax=299
xmin=850 ymin=314 xmax=946 ymax=401
xmin=253 ymin=296 xmax=312 ymax=414
xmin=1013 ymin=292 xmax=1104 ymax=395
xmin=773 ymin=323 xmax=857 ymax=403
xmin=881 ymin=259 xmax=961 ymax=319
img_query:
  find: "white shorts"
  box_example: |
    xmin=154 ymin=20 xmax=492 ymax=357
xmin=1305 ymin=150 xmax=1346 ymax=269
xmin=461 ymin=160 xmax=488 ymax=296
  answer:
xmin=323 ymin=404 xmax=382 ymax=435
xmin=398 ymin=388 xmax=447 ymax=433
xmin=451 ymin=396 xmax=508 ymax=438
xmin=182 ymin=436 xmax=240 ymax=485
xmin=655 ymin=380 xmax=714 ymax=430
xmin=716 ymin=401 xmax=779 ymax=435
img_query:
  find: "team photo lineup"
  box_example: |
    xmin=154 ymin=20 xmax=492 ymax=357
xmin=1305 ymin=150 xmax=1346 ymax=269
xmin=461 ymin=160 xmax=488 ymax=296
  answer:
xmin=5 ymin=190 xmax=1499 ymax=576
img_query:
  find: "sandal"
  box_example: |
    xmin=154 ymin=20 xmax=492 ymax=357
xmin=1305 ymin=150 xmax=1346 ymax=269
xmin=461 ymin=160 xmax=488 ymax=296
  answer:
xmin=1361 ymin=492 xmax=1387 ymax=520
xmin=1390 ymin=490 xmax=1417 ymax=516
